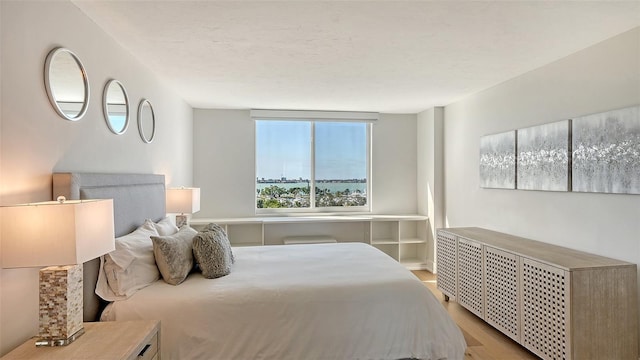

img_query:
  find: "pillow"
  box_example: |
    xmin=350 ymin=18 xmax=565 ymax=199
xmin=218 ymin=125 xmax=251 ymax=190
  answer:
xmin=95 ymin=220 xmax=160 ymax=301
xmin=151 ymin=225 xmax=198 ymax=285
xmin=203 ymin=223 xmax=235 ymax=263
xmin=192 ymin=223 xmax=234 ymax=279
xmin=153 ymin=216 xmax=179 ymax=236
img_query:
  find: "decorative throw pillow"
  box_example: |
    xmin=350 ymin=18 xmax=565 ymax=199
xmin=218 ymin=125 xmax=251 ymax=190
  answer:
xmin=96 ymin=220 xmax=160 ymax=301
xmin=151 ymin=225 xmax=198 ymax=285
xmin=203 ymin=223 xmax=235 ymax=263
xmin=192 ymin=223 xmax=234 ymax=279
xmin=153 ymin=216 xmax=179 ymax=236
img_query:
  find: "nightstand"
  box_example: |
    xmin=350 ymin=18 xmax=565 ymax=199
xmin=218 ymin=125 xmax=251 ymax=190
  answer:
xmin=1 ymin=320 xmax=160 ymax=360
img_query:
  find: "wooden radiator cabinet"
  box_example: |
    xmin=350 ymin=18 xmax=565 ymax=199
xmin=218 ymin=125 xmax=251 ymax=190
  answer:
xmin=436 ymin=227 xmax=638 ymax=360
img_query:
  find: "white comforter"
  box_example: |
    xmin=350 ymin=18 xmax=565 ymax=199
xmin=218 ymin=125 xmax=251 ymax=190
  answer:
xmin=102 ymin=243 xmax=466 ymax=360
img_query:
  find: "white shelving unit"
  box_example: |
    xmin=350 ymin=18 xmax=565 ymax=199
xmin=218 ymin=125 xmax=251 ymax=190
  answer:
xmin=370 ymin=220 xmax=399 ymax=261
xmin=193 ymin=218 xmax=264 ymax=247
xmin=226 ymin=222 xmax=263 ymax=247
xmin=399 ymin=220 xmax=428 ymax=268
xmin=191 ymin=215 xmax=428 ymax=269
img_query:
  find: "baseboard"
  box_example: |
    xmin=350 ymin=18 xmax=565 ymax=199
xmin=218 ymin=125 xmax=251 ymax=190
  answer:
xmin=426 ymin=260 xmax=436 ymax=273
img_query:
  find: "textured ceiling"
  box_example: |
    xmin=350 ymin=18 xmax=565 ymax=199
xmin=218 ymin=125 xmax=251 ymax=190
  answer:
xmin=73 ymin=1 xmax=640 ymax=113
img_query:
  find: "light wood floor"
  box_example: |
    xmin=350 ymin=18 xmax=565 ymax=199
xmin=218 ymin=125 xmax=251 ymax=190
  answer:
xmin=412 ymin=270 xmax=540 ymax=360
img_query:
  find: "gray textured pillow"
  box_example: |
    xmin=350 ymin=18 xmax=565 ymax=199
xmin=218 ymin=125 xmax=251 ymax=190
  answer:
xmin=193 ymin=224 xmax=234 ymax=279
xmin=151 ymin=225 xmax=198 ymax=285
xmin=203 ymin=223 xmax=235 ymax=263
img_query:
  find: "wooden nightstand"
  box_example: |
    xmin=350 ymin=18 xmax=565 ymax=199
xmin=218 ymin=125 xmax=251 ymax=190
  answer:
xmin=1 ymin=320 xmax=160 ymax=360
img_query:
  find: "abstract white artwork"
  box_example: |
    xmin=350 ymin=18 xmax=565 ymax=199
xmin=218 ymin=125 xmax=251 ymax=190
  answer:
xmin=517 ymin=120 xmax=570 ymax=191
xmin=572 ymin=105 xmax=640 ymax=194
xmin=479 ymin=131 xmax=516 ymax=189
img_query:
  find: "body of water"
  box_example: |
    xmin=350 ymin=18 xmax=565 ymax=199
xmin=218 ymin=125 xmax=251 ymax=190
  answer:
xmin=257 ymin=182 xmax=367 ymax=193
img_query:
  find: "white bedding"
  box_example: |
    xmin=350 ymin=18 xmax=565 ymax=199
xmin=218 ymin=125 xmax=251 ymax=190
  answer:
xmin=101 ymin=243 xmax=466 ymax=360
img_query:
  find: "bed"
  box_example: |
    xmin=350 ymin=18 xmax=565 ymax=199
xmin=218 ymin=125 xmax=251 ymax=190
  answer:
xmin=53 ymin=172 xmax=466 ymax=360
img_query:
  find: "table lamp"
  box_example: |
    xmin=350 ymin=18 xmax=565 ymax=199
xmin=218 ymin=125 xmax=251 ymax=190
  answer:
xmin=166 ymin=187 xmax=200 ymax=227
xmin=1 ymin=197 xmax=115 ymax=346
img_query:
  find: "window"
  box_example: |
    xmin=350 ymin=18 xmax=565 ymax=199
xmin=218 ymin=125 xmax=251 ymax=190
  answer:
xmin=254 ymin=110 xmax=374 ymax=213
xmin=256 ymin=121 xmax=312 ymax=209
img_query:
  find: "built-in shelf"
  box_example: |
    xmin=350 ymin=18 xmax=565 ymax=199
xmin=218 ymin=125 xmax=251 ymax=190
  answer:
xmin=400 ymin=258 xmax=424 ymax=266
xmin=371 ymin=239 xmax=397 ymax=245
xmin=400 ymin=238 xmax=424 ymax=244
xmin=191 ymin=215 xmax=429 ymax=270
xmin=233 ymin=242 xmax=263 ymax=247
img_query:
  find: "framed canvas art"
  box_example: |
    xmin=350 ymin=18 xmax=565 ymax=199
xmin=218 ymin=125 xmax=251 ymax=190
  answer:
xmin=517 ymin=120 xmax=570 ymax=191
xmin=479 ymin=130 xmax=516 ymax=189
xmin=572 ymin=105 xmax=640 ymax=194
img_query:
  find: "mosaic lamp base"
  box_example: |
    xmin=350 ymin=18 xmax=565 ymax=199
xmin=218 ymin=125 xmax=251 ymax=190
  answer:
xmin=36 ymin=264 xmax=84 ymax=347
xmin=176 ymin=214 xmax=188 ymax=228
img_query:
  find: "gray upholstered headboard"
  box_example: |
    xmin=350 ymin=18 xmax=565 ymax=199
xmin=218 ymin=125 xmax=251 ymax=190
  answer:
xmin=52 ymin=172 xmax=166 ymax=321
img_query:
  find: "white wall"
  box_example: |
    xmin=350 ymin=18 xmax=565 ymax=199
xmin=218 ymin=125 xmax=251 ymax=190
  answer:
xmin=417 ymin=107 xmax=444 ymax=271
xmin=193 ymin=109 xmax=254 ymax=217
xmin=193 ymin=109 xmax=418 ymax=218
xmin=372 ymin=113 xmax=418 ymax=214
xmin=443 ymin=26 xmax=639 ymax=259
xmin=0 ymin=2 xmax=4 ymax=352
xmin=443 ymin=27 xmax=640 ymax=341
xmin=0 ymin=2 xmax=193 ymax=355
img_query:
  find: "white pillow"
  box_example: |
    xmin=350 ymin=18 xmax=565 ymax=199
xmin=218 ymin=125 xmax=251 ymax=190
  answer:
xmin=153 ymin=216 xmax=179 ymax=236
xmin=95 ymin=220 xmax=160 ymax=301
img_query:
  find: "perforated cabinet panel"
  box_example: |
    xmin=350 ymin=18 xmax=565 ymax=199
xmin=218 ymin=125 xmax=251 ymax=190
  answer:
xmin=520 ymin=258 xmax=570 ymax=360
xmin=436 ymin=227 xmax=637 ymax=360
xmin=484 ymin=246 xmax=519 ymax=341
xmin=436 ymin=231 xmax=457 ymax=300
xmin=457 ymin=237 xmax=484 ymax=318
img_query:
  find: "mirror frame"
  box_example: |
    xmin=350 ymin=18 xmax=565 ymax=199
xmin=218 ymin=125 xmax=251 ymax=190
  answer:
xmin=44 ymin=47 xmax=90 ymax=121
xmin=102 ymin=79 xmax=130 ymax=135
xmin=137 ymin=99 xmax=156 ymax=143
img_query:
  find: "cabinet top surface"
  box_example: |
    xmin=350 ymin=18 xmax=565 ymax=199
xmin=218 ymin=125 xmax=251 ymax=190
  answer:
xmin=439 ymin=227 xmax=635 ymax=270
xmin=2 ymin=321 xmax=159 ymax=360
xmin=192 ymin=214 xmax=428 ymax=224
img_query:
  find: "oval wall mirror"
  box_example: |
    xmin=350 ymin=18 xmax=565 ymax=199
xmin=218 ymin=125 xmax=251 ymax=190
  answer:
xmin=44 ymin=47 xmax=90 ymax=121
xmin=103 ymin=80 xmax=130 ymax=134
xmin=137 ymin=99 xmax=156 ymax=143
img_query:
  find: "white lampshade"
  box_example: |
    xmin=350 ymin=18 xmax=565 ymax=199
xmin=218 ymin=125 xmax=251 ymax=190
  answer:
xmin=1 ymin=199 xmax=115 ymax=268
xmin=166 ymin=187 xmax=201 ymax=214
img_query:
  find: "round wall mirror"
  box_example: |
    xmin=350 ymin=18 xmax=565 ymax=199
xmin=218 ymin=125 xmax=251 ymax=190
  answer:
xmin=44 ymin=47 xmax=90 ymax=121
xmin=103 ymin=80 xmax=130 ymax=134
xmin=137 ymin=99 xmax=156 ymax=143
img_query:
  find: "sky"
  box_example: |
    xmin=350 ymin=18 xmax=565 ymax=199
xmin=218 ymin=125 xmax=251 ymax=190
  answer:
xmin=256 ymin=120 xmax=367 ymax=180
xmin=108 ymin=115 xmax=127 ymax=132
